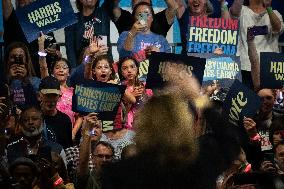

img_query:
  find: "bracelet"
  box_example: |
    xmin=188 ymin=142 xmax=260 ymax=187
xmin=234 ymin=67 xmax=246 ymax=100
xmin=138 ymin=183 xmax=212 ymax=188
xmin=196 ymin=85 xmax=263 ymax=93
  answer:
xmin=250 ymin=133 xmax=261 ymax=142
xmin=267 ymin=7 xmax=273 ymax=14
xmin=53 ymin=177 xmax=63 ymax=187
xmin=83 ymin=55 xmax=92 ymax=65
xmin=221 ymin=1 xmax=228 ymax=11
xmin=38 ymin=51 xmax=47 ymax=57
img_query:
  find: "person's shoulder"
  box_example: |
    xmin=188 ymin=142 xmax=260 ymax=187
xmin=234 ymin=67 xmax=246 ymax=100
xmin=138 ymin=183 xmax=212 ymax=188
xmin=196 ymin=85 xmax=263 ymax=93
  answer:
xmin=154 ymin=8 xmax=166 ymax=18
xmin=241 ymin=5 xmax=252 ymax=14
xmin=43 ymin=138 xmax=63 ymax=153
xmin=119 ymin=31 xmax=129 ymax=37
xmin=121 ymin=8 xmax=132 ymax=16
xmin=65 ymin=145 xmax=79 ymax=162
xmin=65 ymin=145 xmax=79 ymax=155
xmin=118 ymin=31 xmax=129 ymax=41
xmin=6 ymin=136 xmax=24 ymax=149
xmin=57 ymin=110 xmax=72 ymax=119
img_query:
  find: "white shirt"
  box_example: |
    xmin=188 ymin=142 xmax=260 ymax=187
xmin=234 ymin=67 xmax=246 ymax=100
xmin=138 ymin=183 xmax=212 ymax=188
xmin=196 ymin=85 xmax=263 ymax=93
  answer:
xmin=237 ymin=5 xmax=284 ymax=71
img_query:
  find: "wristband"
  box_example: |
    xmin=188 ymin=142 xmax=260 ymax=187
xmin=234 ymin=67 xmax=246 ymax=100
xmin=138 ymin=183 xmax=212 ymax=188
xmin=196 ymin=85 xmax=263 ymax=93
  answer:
xmin=83 ymin=55 xmax=92 ymax=65
xmin=53 ymin=177 xmax=63 ymax=187
xmin=267 ymin=7 xmax=273 ymax=14
xmin=221 ymin=1 xmax=228 ymax=11
xmin=38 ymin=51 xmax=47 ymax=57
xmin=250 ymin=133 xmax=261 ymax=142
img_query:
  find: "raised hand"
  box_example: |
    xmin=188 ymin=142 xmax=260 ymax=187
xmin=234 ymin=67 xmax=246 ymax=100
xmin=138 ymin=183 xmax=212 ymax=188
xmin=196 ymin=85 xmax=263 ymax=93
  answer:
xmin=243 ymin=117 xmax=257 ymax=138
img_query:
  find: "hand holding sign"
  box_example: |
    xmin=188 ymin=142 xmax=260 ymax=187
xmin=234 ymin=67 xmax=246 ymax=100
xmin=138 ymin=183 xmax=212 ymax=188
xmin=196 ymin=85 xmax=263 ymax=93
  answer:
xmin=145 ymin=46 xmax=160 ymax=57
xmin=16 ymin=0 xmax=77 ymax=43
xmin=38 ymin=31 xmax=45 ymax=51
xmin=243 ymin=117 xmax=257 ymax=138
xmin=132 ymin=85 xmax=145 ymax=98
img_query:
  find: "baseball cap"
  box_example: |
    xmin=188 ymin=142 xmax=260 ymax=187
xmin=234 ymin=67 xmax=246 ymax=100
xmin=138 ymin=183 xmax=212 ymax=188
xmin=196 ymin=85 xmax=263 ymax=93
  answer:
xmin=39 ymin=76 xmax=61 ymax=95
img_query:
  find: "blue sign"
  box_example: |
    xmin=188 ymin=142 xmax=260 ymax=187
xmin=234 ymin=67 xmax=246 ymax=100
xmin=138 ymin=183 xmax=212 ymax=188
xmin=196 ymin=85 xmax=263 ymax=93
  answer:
xmin=146 ymin=52 xmax=206 ymax=89
xmin=223 ymin=80 xmax=261 ymax=126
xmin=189 ymin=53 xmax=242 ymax=88
xmin=260 ymin=52 xmax=284 ymax=89
xmin=16 ymin=0 xmax=77 ymax=43
xmin=187 ymin=16 xmax=239 ymax=55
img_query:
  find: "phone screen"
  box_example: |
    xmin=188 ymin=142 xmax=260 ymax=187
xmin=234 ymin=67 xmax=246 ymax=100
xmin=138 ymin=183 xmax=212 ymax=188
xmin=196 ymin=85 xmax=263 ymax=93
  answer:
xmin=97 ymin=35 xmax=107 ymax=46
xmin=138 ymin=13 xmax=147 ymax=25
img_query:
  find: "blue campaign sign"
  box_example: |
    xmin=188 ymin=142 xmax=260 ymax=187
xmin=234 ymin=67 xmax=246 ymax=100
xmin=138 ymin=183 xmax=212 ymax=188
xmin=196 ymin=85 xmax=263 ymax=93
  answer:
xmin=0 ymin=0 xmax=3 ymax=42
xmin=72 ymin=80 xmax=126 ymax=115
xmin=187 ymin=16 xmax=239 ymax=55
xmin=222 ymin=80 xmax=261 ymax=126
xmin=16 ymin=0 xmax=77 ymax=43
xmin=146 ymin=52 xmax=206 ymax=89
xmin=72 ymin=80 xmax=126 ymax=132
xmin=260 ymin=52 xmax=284 ymax=89
xmin=189 ymin=53 xmax=242 ymax=88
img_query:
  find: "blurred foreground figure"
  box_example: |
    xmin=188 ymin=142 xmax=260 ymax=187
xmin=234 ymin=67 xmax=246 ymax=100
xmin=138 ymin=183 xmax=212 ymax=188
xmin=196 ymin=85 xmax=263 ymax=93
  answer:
xmin=101 ymin=63 xmax=242 ymax=189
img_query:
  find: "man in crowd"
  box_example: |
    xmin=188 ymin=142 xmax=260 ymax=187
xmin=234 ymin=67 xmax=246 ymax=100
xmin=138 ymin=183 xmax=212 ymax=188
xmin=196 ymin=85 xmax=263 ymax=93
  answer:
xmin=9 ymin=157 xmax=39 ymax=189
xmin=6 ymin=105 xmax=66 ymax=165
xmin=77 ymin=113 xmax=114 ymax=189
xmin=38 ymin=76 xmax=73 ymax=149
xmin=65 ymin=112 xmax=103 ymax=183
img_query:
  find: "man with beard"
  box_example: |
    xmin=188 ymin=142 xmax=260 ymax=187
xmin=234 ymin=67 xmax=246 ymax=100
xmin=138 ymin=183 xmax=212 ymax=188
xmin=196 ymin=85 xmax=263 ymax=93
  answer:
xmin=6 ymin=105 xmax=66 ymax=166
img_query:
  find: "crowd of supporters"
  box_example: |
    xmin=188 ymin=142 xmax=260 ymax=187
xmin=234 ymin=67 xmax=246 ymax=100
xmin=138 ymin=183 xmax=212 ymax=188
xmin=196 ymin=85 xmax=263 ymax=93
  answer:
xmin=0 ymin=0 xmax=284 ymax=188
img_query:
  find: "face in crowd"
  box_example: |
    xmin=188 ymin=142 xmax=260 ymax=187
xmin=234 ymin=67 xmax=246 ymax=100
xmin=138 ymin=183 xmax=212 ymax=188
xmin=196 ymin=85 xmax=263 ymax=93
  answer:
xmin=12 ymin=164 xmax=37 ymax=189
xmin=39 ymin=93 xmax=60 ymax=113
xmin=188 ymin=0 xmax=207 ymax=16
xmin=16 ymin=0 xmax=32 ymax=8
xmin=92 ymin=59 xmax=113 ymax=83
xmin=275 ymin=143 xmax=284 ymax=171
xmin=257 ymin=89 xmax=276 ymax=116
xmin=80 ymin=0 xmax=98 ymax=8
xmin=134 ymin=4 xmax=153 ymax=31
xmin=92 ymin=143 xmax=114 ymax=172
xmin=273 ymin=130 xmax=284 ymax=146
xmin=8 ymin=47 xmax=28 ymax=79
xmin=121 ymin=59 xmax=138 ymax=81
xmin=53 ymin=60 xmax=70 ymax=84
xmin=21 ymin=108 xmax=43 ymax=137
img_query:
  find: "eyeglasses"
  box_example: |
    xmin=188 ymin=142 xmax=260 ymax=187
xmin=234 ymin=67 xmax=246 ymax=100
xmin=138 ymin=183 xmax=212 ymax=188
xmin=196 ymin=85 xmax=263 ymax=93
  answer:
xmin=93 ymin=154 xmax=113 ymax=160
